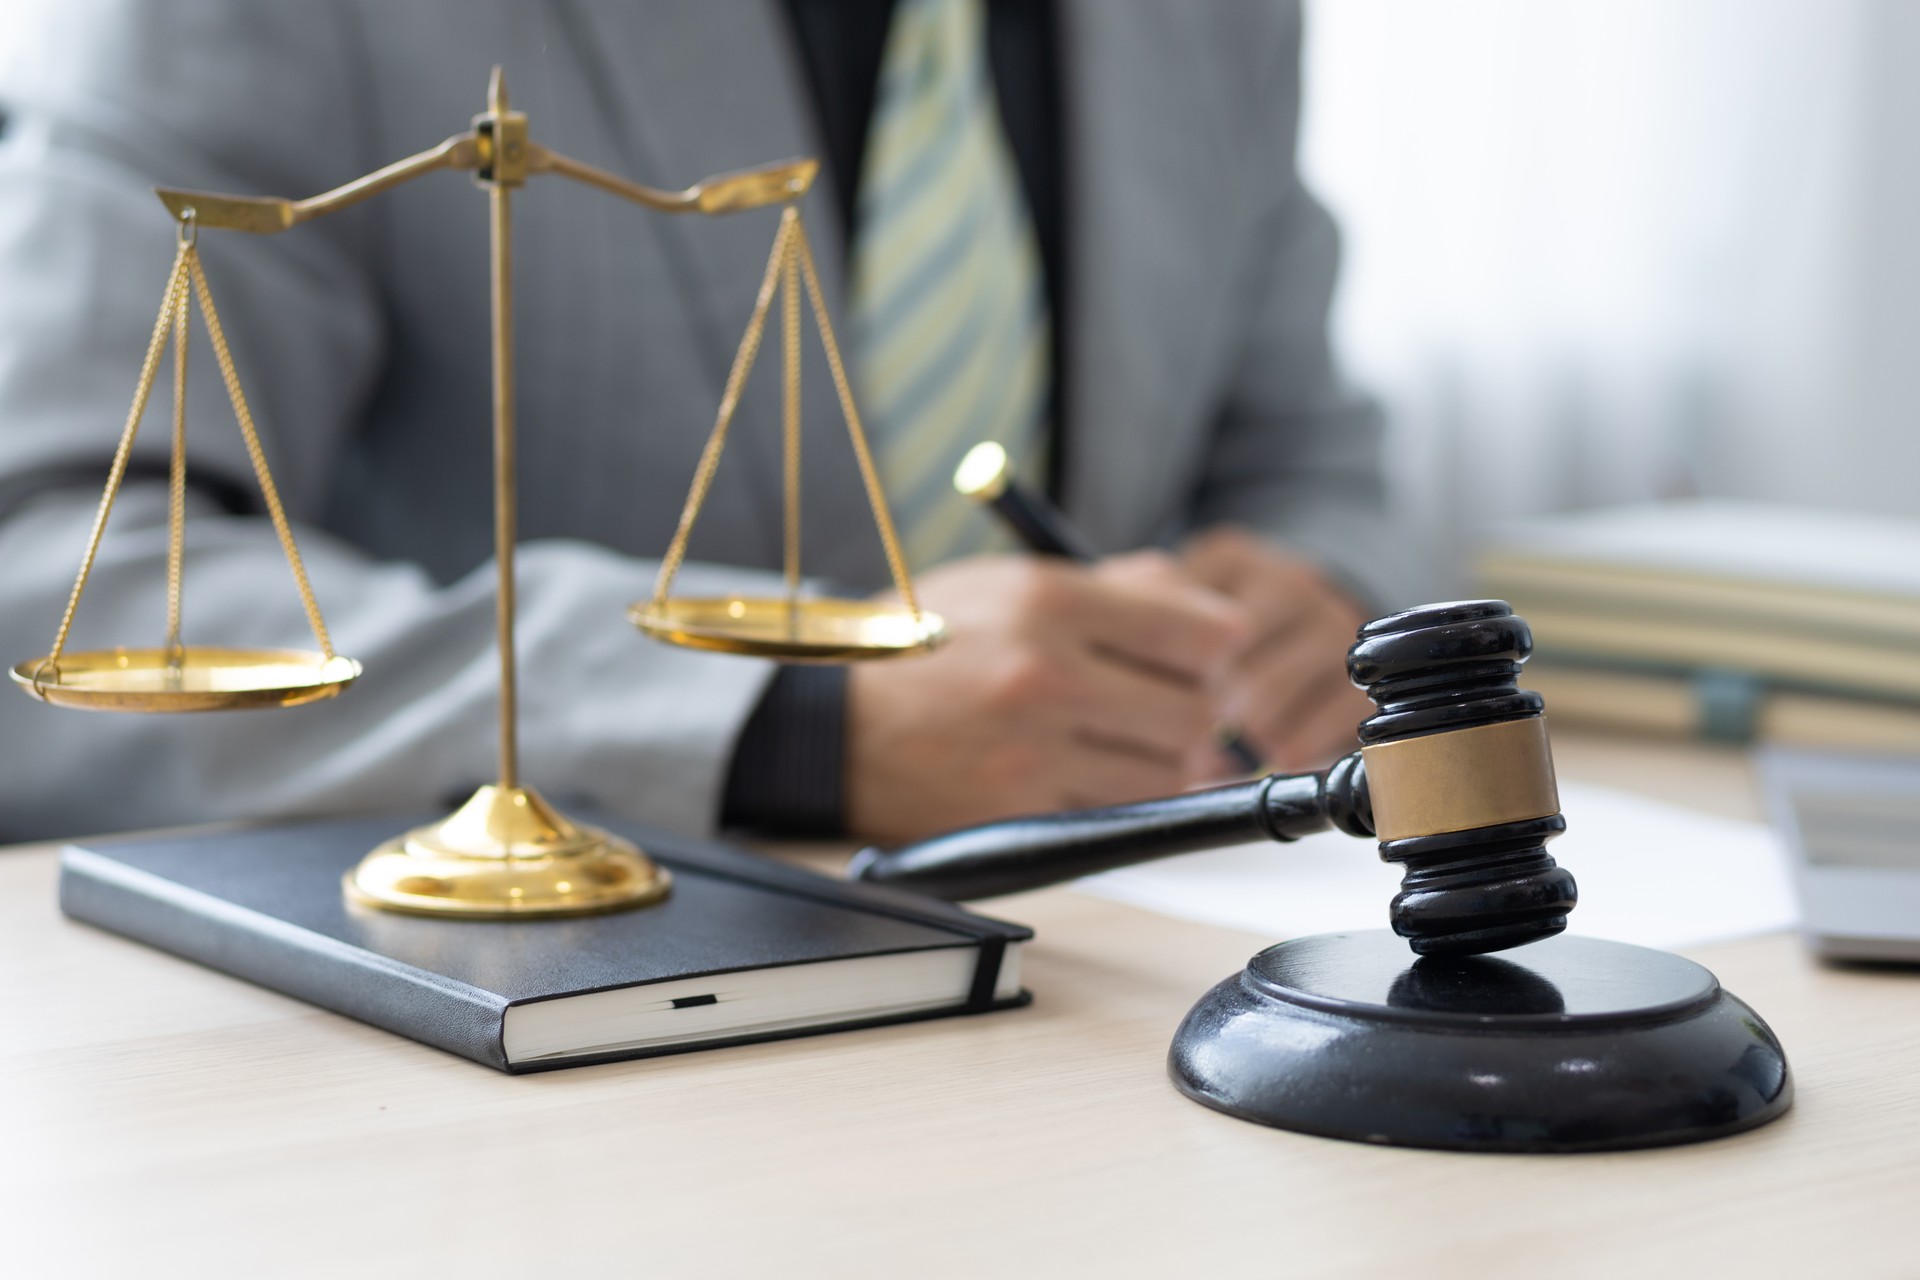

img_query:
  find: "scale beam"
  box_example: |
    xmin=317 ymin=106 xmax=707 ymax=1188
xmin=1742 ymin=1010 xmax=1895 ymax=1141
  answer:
xmin=151 ymin=140 xmax=816 ymax=234
xmin=154 ymin=134 xmax=484 ymax=234
xmin=530 ymin=147 xmax=818 ymax=215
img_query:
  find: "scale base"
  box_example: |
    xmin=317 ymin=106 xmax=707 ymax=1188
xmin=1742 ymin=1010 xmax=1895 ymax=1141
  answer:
xmin=1169 ymin=930 xmax=1791 ymax=1152
xmin=345 ymin=783 xmax=671 ymax=919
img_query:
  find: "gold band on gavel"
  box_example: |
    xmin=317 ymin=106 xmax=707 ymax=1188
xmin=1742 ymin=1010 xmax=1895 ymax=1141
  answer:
xmin=1360 ymin=717 xmax=1560 ymax=842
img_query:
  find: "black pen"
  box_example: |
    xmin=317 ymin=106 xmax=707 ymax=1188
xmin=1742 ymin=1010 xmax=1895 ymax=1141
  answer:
xmin=953 ymin=443 xmax=1265 ymax=774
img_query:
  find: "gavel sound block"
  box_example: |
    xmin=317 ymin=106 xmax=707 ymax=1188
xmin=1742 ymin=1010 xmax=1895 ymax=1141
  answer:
xmin=850 ymin=602 xmax=1792 ymax=1152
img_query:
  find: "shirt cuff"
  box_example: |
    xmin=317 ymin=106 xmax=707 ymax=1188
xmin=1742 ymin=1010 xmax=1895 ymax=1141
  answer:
xmin=720 ymin=663 xmax=848 ymax=836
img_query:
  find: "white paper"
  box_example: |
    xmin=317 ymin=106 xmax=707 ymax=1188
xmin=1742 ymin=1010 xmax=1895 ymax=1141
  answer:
xmin=1073 ymin=781 xmax=1798 ymax=951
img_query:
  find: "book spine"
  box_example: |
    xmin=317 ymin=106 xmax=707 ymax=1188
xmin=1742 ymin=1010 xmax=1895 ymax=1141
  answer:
xmin=1507 ymin=607 xmax=1920 ymax=702
xmin=60 ymin=848 xmax=512 ymax=1071
xmin=965 ymin=933 xmax=1011 ymax=1013
xmin=1479 ymin=555 xmax=1920 ymax=644
xmin=1524 ymin=659 xmax=1920 ymax=750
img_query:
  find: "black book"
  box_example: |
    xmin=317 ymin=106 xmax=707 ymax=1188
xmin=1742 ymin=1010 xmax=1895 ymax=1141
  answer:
xmin=59 ymin=812 xmax=1031 ymax=1073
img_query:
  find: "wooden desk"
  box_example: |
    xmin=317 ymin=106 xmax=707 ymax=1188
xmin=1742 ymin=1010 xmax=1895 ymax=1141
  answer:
xmin=4 ymin=733 xmax=1916 ymax=1279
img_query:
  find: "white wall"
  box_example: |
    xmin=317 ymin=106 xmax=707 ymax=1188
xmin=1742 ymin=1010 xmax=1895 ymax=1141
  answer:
xmin=1300 ymin=0 xmax=1920 ymax=585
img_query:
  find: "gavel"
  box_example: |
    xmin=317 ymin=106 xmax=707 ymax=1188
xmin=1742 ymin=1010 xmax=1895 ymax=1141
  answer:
xmin=849 ymin=599 xmax=1578 ymax=958
xmin=851 ymin=599 xmax=1794 ymax=1152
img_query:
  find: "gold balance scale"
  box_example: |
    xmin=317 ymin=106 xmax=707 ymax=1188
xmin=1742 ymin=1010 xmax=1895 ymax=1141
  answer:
xmin=9 ymin=70 xmax=945 ymax=920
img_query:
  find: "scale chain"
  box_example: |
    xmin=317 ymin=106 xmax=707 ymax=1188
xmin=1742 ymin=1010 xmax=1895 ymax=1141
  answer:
xmin=650 ymin=207 xmax=923 ymax=624
xmin=792 ymin=222 xmax=921 ymax=619
xmin=651 ymin=208 xmax=799 ymax=610
xmin=186 ymin=251 xmax=337 ymax=661
xmin=782 ymin=209 xmax=803 ymax=626
xmin=36 ymin=233 xmax=341 ymax=692
xmin=36 ymin=245 xmax=192 ymax=685
xmin=164 ymin=243 xmax=191 ymax=669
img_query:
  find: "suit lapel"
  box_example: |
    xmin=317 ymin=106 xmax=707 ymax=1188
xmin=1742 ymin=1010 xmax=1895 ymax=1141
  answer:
xmin=1057 ymin=0 xmax=1238 ymax=552
xmin=553 ymin=0 xmax=887 ymax=586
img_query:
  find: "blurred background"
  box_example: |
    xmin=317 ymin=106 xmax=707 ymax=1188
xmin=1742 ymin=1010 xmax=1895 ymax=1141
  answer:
xmin=4 ymin=0 xmax=1913 ymax=584
xmin=1298 ymin=0 xmax=1920 ymax=584
xmin=1 ymin=0 xmax=1914 ymax=760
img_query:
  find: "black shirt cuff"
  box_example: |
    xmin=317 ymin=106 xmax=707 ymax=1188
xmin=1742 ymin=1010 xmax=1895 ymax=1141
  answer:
xmin=721 ymin=664 xmax=848 ymax=836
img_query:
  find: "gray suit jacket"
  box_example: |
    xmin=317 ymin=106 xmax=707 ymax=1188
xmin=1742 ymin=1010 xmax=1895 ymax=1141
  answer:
xmin=0 ymin=0 xmax=1393 ymax=841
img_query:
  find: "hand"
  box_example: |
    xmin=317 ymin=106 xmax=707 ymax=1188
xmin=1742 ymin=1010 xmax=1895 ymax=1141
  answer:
xmin=1181 ymin=526 xmax=1370 ymax=774
xmin=845 ymin=552 xmax=1252 ymax=844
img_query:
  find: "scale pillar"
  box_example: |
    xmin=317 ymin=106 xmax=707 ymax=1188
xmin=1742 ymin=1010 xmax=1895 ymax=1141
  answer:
xmin=344 ymin=70 xmax=671 ymax=919
xmin=483 ymin=66 xmax=524 ymax=790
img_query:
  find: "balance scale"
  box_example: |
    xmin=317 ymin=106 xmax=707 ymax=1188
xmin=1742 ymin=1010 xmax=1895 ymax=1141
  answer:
xmin=11 ymin=69 xmax=945 ymax=920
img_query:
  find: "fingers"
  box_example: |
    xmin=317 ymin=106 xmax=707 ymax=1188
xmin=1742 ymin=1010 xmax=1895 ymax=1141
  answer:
xmin=1182 ymin=527 xmax=1359 ymax=642
xmin=843 ymin=544 xmax=1370 ymax=842
xmin=1063 ymin=642 xmax=1224 ymax=761
xmin=1281 ymin=681 xmax=1373 ymax=771
xmin=1074 ymin=550 xmax=1252 ymax=682
xmin=1055 ymin=730 xmax=1191 ymax=808
xmin=1180 ymin=527 xmax=1373 ymax=769
xmin=1181 ymin=526 xmax=1260 ymax=593
xmin=1235 ymin=623 xmax=1371 ymax=768
xmin=977 ymin=619 xmax=1232 ymax=763
xmin=1180 ymin=735 xmax=1262 ymax=786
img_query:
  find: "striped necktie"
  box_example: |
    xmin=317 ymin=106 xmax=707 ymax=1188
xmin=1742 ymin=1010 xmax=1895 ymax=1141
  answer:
xmin=848 ymin=0 xmax=1051 ymax=569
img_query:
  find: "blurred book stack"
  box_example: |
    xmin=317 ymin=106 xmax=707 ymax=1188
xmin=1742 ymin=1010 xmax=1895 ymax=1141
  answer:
xmin=1476 ymin=500 xmax=1920 ymax=751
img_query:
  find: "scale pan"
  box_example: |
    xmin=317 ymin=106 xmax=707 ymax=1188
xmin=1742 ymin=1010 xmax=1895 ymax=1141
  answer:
xmin=629 ymin=597 xmax=946 ymax=661
xmin=10 ymin=646 xmax=362 ymax=712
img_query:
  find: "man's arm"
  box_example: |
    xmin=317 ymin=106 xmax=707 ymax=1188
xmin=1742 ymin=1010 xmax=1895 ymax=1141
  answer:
xmin=1188 ymin=3 xmax=1399 ymax=613
xmin=0 ymin=0 xmax=780 ymax=841
xmin=1179 ymin=2 xmax=1400 ymax=770
xmin=0 ymin=490 xmax=784 ymax=840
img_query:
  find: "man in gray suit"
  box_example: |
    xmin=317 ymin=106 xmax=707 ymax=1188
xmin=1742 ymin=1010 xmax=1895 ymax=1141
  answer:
xmin=0 ymin=0 xmax=1395 ymax=844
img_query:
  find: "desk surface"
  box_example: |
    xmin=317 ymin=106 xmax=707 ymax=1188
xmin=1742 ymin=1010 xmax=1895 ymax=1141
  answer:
xmin=4 ymin=732 xmax=1916 ymax=1279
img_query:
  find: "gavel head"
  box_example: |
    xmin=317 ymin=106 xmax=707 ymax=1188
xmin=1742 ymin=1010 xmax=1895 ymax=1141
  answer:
xmin=1346 ymin=600 xmax=1576 ymax=957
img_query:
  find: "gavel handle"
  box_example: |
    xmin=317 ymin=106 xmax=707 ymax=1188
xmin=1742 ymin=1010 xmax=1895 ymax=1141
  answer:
xmin=846 ymin=755 xmax=1373 ymax=901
